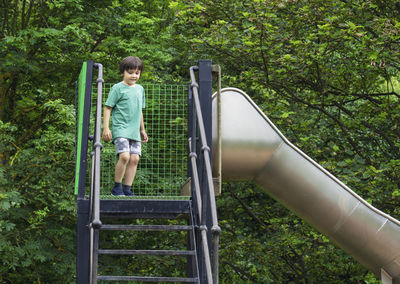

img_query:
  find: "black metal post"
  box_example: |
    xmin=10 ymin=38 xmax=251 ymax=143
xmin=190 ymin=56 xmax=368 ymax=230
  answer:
xmin=189 ymin=80 xmax=206 ymax=282
xmin=198 ymin=60 xmax=213 ymax=283
xmin=76 ymin=61 xmax=94 ymax=283
xmin=187 ymin=83 xmax=194 ymax=201
xmin=198 ymin=60 xmax=213 ymax=161
xmin=187 ymin=84 xmax=196 ymax=279
xmin=76 ymin=200 xmax=90 ymax=284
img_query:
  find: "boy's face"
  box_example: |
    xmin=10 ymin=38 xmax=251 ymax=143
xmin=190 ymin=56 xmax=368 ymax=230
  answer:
xmin=122 ymin=68 xmax=141 ymax=86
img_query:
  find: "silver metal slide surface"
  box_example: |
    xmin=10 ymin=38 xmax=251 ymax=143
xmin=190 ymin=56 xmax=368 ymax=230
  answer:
xmin=212 ymin=88 xmax=400 ymax=282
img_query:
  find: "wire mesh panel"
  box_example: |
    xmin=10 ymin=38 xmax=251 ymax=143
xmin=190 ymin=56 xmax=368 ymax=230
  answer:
xmin=87 ymin=83 xmax=188 ymax=198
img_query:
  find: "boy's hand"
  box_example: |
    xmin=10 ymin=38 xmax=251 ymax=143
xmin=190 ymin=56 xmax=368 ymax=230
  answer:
xmin=102 ymin=128 xmax=112 ymax=142
xmin=141 ymin=130 xmax=148 ymax=143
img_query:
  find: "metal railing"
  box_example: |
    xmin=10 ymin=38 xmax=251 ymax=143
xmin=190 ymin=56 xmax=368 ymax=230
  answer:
xmin=189 ymin=65 xmax=221 ymax=284
xmin=90 ymin=83 xmax=188 ymax=198
xmin=88 ymin=63 xmax=104 ymax=284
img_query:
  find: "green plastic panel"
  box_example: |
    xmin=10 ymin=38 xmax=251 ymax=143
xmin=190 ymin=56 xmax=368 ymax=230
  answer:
xmin=74 ymin=62 xmax=87 ymax=195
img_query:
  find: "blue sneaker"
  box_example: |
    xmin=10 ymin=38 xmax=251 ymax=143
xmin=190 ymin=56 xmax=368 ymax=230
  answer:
xmin=123 ymin=185 xmax=135 ymax=196
xmin=111 ymin=186 xmax=125 ymax=196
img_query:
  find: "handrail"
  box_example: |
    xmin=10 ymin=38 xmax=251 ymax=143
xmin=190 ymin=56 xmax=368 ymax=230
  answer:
xmin=188 ymin=140 xmax=213 ymax=284
xmin=189 ymin=66 xmax=221 ymax=284
xmin=88 ymin=63 xmax=104 ymax=284
xmin=91 ymin=63 xmax=104 ymax=229
xmin=188 ymin=139 xmax=202 ymax=216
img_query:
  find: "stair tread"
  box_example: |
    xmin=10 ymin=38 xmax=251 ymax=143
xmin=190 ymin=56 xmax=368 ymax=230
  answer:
xmin=97 ymin=199 xmax=191 ymax=215
xmin=100 ymin=224 xmax=193 ymax=231
xmin=98 ymin=249 xmax=196 ymax=256
xmin=97 ymin=275 xmax=199 ymax=282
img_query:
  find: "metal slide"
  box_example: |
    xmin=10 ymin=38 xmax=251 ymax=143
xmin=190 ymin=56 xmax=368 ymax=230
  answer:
xmin=211 ymin=88 xmax=400 ymax=283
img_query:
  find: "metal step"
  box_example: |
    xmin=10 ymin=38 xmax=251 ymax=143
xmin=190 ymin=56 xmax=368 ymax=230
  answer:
xmin=78 ymin=199 xmax=192 ymax=219
xmin=98 ymin=249 xmax=196 ymax=256
xmin=97 ymin=275 xmax=199 ymax=282
xmin=100 ymin=224 xmax=193 ymax=231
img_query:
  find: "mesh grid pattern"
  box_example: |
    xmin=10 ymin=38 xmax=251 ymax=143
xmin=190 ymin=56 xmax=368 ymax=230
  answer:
xmin=87 ymin=83 xmax=188 ymax=198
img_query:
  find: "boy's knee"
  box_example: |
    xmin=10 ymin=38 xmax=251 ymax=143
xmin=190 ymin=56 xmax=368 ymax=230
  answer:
xmin=129 ymin=154 xmax=140 ymax=165
xmin=118 ymin=152 xmax=130 ymax=164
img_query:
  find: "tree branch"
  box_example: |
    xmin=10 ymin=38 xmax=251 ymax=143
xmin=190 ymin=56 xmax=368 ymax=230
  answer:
xmin=220 ymin=260 xmax=259 ymax=282
xmin=330 ymin=100 xmax=400 ymax=157
xmin=226 ymin=184 xmax=273 ymax=232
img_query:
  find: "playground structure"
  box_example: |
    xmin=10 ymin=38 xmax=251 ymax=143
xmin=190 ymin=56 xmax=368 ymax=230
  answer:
xmin=76 ymin=60 xmax=219 ymax=283
xmin=75 ymin=60 xmax=400 ymax=283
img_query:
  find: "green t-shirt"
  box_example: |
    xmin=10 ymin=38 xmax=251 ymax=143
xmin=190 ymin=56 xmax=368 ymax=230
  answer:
xmin=105 ymin=82 xmax=145 ymax=141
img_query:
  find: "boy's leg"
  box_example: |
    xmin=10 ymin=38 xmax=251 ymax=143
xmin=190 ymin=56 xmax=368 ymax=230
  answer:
xmin=124 ymin=154 xmax=140 ymax=186
xmin=112 ymin=151 xmax=130 ymax=196
xmin=115 ymin=152 xmax=130 ymax=183
xmin=123 ymin=140 xmax=142 ymax=196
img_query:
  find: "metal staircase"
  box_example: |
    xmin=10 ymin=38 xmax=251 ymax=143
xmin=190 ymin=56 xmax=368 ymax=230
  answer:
xmin=76 ymin=60 xmax=219 ymax=283
xmin=91 ymin=200 xmax=200 ymax=283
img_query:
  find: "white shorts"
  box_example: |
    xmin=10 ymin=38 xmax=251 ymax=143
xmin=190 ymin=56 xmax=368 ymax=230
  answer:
xmin=114 ymin=137 xmax=141 ymax=156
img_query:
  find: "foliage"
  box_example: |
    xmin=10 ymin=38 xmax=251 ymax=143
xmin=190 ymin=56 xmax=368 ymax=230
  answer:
xmin=173 ymin=0 xmax=400 ymax=282
xmin=217 ymin=183 xmax=376 ymax=283
xmin=0 ymin=100 xmax=76 ymax=283
xmin=0 ymin=0 xmax=183 ymax=282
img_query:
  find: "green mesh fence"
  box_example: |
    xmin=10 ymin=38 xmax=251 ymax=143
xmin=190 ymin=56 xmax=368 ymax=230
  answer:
xmin=87 ymin=83 xmax=188 ymax=199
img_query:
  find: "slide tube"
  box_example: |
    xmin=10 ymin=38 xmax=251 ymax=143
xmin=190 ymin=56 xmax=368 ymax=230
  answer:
xmin=212 ymin=88 xmax=400 ymax=282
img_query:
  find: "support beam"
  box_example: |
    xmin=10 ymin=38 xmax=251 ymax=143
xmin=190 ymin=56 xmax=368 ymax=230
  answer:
xmin=381 ymin=269 xmax=393 ymax=284
xmin=198 ymin=60 xmax=213 ymax=284
xmin=76 ymin=200 xmax=90 ymax=284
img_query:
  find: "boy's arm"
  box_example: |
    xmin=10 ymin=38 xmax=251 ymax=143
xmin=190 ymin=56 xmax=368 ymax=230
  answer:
xmin=140 ymin=113 xmax=148 ymax=143
xmin=102 ymin=106 xmax=112 ymax=142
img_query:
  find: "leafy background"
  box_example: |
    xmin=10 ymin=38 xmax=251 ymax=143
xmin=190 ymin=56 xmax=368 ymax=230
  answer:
xmin=1 ymin=0 xmax=399 ymax=282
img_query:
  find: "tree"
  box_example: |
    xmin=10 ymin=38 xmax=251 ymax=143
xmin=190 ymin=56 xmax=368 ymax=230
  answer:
xmin=0 ymin=0 xmax=184 ymax=282
xmin=172 ymin=0 xmax=400 ymax=282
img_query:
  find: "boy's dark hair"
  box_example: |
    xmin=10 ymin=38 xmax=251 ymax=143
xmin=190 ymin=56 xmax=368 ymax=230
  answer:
xmin=119 ymin=56 xmax=143 ymax=74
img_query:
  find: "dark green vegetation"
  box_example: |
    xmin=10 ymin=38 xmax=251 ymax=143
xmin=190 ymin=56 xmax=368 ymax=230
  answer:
xmin=1 ymin=0 xmax=399 ymax=283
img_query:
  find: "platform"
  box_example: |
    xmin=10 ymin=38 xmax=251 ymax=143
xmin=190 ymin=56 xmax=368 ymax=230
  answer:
xmin=77 ymin=198 xmax=192 ymax=219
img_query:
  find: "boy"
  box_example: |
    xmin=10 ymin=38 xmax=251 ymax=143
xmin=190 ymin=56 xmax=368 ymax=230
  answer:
xmin=102 ymin=56 xmax=148 ymax=196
